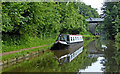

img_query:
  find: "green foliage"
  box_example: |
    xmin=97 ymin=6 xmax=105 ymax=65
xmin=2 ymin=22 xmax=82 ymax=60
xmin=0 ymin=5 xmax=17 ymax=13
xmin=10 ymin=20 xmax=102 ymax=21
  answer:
xmin=114 ymin=40 xmax=120 ymax=66
xmin=115 ymin=32 xmax=120 ymax=42
xmin=2 ymin=2 xmax=99 ymax=52
xmin=2 ymin=37 xmax=56 ymax=52
xmin=74 ymin=3 xmax=100 ymax=18
xmin=2 ymin=2 xmax=99 ymax=36
xmin=114 ymin=32 xmax=120 ymax=68
xmin=102 ymin=2 xmax=120 ymax=39
xmin=83 ymin=35 xmax=96 ymax=40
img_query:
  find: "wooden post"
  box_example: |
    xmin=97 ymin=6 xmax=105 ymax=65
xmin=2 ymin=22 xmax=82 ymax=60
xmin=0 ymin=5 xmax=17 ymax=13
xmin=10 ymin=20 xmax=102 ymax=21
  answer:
xmin=6 ymin=59 xmax=9 ymax=67
xmin=38 ymin=50 xmax=40 ymax=57
xmin=16 ymin=57 xmax=18 ymax=63
xmin=42 ymin=50 xmax=44 ymax=53
xmin=23 ymin=54 xmax=26 ymax=61
xmin=26 ymin=52 xmax=30 ymax=60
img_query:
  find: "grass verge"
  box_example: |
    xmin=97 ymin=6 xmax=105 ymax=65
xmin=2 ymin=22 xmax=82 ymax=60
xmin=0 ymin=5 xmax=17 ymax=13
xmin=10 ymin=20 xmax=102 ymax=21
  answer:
xmin=2 ymin=37 xmax=56 ymax=53
xmin=2 ymin=44 xmax=53 ymax=61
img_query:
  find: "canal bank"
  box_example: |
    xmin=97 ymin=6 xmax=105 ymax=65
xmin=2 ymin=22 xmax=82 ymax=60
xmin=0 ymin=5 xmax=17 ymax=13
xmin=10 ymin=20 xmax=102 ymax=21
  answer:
xmin=2 ymin=35 xmax=96 ymax=72
xmin=2 ymin=37 xmax=120 ymax=72
xmin=2 ymin=35 xmax=95 ymax=61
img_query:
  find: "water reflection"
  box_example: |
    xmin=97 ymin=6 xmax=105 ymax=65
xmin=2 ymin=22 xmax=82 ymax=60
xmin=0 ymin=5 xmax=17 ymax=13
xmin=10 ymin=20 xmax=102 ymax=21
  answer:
xmin=80 ymin=57 xmax=105 ymax=72
xmin=51 ymin=42 xmax=83 ymax=64
xmin=79 ymin=38 xmax=120 ymax=72
xmin=85 ymin=40 xmax=103 ymax=53
xmin=79 ymin=38 xmax=106 ymax=72
xmin=58 ymin=46 xmax=83 ymax=64
xmin=102 ymin=40 xmax=120 ymax=72
xmin=51 ymin=38 xmax=107 ymax=72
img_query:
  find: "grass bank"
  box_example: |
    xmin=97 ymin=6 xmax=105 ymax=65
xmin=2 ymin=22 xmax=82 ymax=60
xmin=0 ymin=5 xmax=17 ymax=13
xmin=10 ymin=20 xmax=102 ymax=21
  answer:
xmin=2 ymin=44 xmax=53 ymax=61
xmin=2 ymin=35 xmax=56 ymax=61
xmin=2 ymin=34 xmax=97 ymax=61
xmin=2 ymin=37 xmax=56 ymax=53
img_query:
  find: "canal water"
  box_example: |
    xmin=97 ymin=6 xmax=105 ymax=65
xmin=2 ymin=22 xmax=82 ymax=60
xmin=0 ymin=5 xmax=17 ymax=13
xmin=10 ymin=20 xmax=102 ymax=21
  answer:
xmin=3 ymin=38 xmax=120 ymax=72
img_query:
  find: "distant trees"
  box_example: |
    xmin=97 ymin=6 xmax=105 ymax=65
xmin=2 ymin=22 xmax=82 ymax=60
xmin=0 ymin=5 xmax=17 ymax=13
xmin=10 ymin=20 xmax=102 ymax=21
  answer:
xmin=101 ymin=2 xmax=120 ymax=71
xmin=2 ymin=2 xmax=99 ymax=45
xmin=102 ymin=2 xmax=120 ymax=39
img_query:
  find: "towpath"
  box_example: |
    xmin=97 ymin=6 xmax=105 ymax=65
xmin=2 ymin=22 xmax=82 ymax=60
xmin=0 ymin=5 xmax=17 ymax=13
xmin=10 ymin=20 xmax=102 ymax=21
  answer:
xmin=1 ymin=43 xmax=53 ymax=56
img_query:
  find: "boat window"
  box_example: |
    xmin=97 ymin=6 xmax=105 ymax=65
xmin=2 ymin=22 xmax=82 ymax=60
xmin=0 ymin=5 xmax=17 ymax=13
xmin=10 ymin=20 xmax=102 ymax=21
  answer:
xmin=71 ymin=37 xmax=72 ymax=41
xmin=67 ymin=36 xmax=70 ymax=41
xmin=73 ymin=37 xmax=74 ymax=41
xmin=60 ymin=35 xmax=65 ymax=41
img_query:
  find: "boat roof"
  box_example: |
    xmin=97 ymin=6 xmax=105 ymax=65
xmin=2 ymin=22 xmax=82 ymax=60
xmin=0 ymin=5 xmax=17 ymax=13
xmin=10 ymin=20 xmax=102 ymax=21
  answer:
xmin=69 ymin=35 xmax=82 ymax=36
xmin=59 ymin=34 xmax=82 ymax=36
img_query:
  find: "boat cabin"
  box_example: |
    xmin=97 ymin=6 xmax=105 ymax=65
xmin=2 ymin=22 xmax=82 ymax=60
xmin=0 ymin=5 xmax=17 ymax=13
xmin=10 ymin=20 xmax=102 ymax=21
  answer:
xmin=55 ymin=34 xmax=83 ymax=45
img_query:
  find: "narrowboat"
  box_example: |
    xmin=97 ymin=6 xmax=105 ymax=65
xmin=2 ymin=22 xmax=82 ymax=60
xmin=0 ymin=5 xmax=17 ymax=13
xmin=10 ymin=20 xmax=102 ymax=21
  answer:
xmin=55 ymin=34 xmax=83 ymax=45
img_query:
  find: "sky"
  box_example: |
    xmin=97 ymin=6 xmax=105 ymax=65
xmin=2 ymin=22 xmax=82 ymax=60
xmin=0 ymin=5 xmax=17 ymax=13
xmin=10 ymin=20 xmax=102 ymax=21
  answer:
xmin=81 ymin=0 xmax=104 ymax=15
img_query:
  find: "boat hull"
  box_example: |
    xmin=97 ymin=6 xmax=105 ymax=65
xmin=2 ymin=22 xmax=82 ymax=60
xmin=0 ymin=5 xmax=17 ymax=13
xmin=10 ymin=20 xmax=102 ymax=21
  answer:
xmin=50 ymin=41 xmax=83 ymax=50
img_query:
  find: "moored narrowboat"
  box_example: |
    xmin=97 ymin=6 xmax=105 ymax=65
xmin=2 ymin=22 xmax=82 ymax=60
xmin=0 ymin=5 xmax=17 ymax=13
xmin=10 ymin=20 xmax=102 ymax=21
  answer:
xmin=55 ymin=34 xmax=83 ymax=45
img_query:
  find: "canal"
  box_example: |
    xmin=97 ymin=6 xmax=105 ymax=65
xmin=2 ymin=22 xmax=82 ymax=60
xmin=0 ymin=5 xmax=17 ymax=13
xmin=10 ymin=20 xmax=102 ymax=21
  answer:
xmin=3 ymin=38 xmax=120 ymax=72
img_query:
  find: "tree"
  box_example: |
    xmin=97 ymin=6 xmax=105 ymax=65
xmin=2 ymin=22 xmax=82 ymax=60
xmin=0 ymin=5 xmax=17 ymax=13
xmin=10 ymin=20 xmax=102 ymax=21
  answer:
xmin=2 ymin=2 xmax=100 ymax=45
xmin=102 ymin=2 xmax=119 ymax=39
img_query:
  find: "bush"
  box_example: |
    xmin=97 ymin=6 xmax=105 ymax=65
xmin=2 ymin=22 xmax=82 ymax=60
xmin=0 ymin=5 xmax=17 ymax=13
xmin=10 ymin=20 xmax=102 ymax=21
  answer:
xmin=115 ymin=32 xmax=120 ymax=42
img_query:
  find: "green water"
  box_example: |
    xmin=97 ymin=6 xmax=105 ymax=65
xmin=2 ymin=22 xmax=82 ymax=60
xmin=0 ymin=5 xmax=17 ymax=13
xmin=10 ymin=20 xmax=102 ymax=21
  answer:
xmin=2 ymin=38 xmax=120 ymax=72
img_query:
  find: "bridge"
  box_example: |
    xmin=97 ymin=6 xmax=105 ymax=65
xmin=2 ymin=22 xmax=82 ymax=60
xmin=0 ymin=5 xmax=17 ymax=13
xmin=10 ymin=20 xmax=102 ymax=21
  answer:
xmin=86 ymin=18 xmax=104 ymax=35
